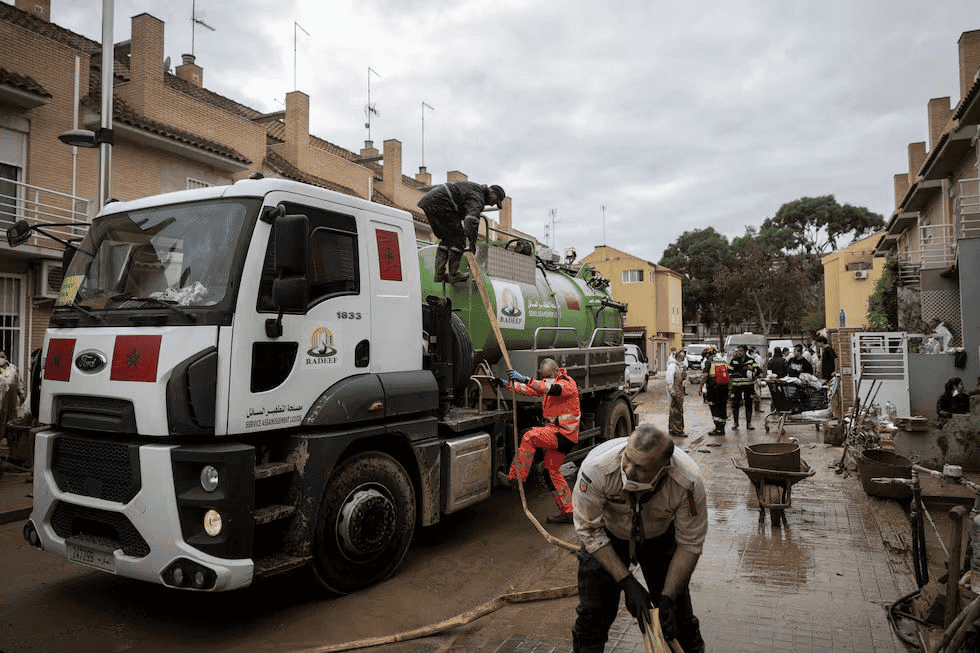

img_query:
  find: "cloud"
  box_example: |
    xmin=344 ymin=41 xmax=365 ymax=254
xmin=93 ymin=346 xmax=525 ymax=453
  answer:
xmin=48 ymin=0 xmax=980 ymax=263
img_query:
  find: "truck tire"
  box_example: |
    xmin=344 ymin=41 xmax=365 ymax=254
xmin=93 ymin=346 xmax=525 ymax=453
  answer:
xmin=311 ymin=452 xmax=416 ymax=595
xmin=603 ymin=399 xmax=632 ymax=440
xmin=640 ymin=374 xmax=649 ymax=393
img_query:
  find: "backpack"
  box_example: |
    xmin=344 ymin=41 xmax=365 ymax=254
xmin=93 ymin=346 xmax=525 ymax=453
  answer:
xmin=714 ymin=360 xmax=730 ymax=385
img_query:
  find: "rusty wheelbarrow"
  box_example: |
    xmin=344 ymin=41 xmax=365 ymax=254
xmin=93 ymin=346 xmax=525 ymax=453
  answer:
xmin=732 ymin=442 xmax=815 ymax=525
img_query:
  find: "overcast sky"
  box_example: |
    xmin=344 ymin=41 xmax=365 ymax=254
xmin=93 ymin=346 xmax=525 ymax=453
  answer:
xmin=49 ymin=0 xmax=980 ymax=263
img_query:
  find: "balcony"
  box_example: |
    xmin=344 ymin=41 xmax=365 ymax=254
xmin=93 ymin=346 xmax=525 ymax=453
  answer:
xmin=918 ymin=223 xmax=955 ymax=270
xmin=955 ymin=177 xmax=980 ymax=261
xmin=0 ymin=179 xmax=90 ymax=254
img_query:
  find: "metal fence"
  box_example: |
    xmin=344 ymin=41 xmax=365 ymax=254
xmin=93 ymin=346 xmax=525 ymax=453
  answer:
xmin=0 ymin=178 xmax=90 ymax=250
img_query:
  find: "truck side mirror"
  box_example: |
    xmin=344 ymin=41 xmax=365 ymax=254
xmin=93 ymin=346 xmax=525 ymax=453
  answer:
xmin=6 ymin=220 xmax=32 ymax=247
xmin=266 ymin=214 xmax=309 ymax=337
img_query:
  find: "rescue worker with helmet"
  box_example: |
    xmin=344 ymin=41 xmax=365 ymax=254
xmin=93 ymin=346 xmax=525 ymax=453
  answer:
xmin=728 ymin=344 xmax=758 ymax=430
xmin=417 ymin=181 xmax=506 ymax=284
xmin=699 ymin=345 xmax=730 ymax=435
xmin=571 ymin=423 xmax=707 ymax=653
xmin=493 ymin=358 xmax=580 ymax=523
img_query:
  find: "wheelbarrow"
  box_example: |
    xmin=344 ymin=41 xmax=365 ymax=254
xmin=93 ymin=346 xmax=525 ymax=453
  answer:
xmin=732 ymin=442 xmax=815 ymax=525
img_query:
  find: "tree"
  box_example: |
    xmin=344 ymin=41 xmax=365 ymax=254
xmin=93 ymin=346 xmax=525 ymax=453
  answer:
xmin=659 ymin=227 xmax=731 ymax=336
xmin=762 ymin=195 xmax=885 ymax=255
xmin=867 ymin=258 xmax=899 ymax=330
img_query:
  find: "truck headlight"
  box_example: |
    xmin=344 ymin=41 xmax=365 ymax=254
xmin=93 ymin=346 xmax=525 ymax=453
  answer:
xmin=200 ymin=465 xmax=219 ymax=492
xmin=203 ymin=509 xmax=222 ymax=536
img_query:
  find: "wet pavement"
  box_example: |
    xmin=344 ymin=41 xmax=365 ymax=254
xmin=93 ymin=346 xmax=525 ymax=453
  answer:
xmin=441 ymin=378 xmax=915 ymax=653
xmin=0 ymin=378 xmax=921 ymax=652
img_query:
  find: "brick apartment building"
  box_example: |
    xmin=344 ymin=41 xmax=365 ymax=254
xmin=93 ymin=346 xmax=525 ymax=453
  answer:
xmin=0 ymin=0 xmax=522 ymax=379
xmin=870 ymin=28 xmax=980 ymax=419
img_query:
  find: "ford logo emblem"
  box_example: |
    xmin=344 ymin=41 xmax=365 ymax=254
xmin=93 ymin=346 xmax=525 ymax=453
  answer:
xmin=75 ymin=350 xmax=107 ymax=374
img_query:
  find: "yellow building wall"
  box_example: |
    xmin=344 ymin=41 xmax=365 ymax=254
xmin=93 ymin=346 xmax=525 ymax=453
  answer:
xmin=822 ymin=231 xmax=886 ymax=330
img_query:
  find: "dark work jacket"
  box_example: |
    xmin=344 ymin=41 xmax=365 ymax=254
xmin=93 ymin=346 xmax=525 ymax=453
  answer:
xmin=767 ymin=354 xmax=788 ymax=378
xmin=417 ymin=181 xmax=491 ymax=235
xmin=937 ymin=392 xmax=970 ymax=415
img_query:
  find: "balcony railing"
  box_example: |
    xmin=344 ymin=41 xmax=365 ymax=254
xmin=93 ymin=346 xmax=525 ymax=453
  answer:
xmin=918 ymin=223 xmax=955 ymax=270
xmin=0 ymin=179 xmax=90 ymax=250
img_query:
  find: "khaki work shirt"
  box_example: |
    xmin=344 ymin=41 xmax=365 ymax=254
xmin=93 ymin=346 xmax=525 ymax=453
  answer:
xmin=573 ymin=438 xmax=708 ymax=556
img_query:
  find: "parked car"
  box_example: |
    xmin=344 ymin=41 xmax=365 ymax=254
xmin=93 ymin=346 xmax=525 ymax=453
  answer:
xmin=685 ymin=344 xmax=709 ymax=373
xmin=624 ymin=343 xmax=649 ymax=392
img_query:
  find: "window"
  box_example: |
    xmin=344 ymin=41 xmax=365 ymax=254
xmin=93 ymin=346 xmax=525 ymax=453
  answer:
xmin=0 ymin=274 xmax=23 ymax=369
xmin=0 ymin=162 xmax=19 ymax=228
xmin=257 ymin=202 xmax=360 ymax=312
xmin=622 ymin=269 xmax=644 ymax=283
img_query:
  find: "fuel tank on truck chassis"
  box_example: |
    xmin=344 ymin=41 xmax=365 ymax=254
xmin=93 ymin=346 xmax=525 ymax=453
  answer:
xmin=419 ymin=242 xmax=626 ymax=390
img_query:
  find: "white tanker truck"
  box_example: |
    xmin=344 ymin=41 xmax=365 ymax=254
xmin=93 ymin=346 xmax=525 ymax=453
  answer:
xmin=12 ymin=176 xmax=636 ymax=593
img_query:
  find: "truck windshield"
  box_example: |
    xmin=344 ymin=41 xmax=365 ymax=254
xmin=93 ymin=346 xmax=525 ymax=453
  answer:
xmin=59 ymin=198 xmax=260 ymax=311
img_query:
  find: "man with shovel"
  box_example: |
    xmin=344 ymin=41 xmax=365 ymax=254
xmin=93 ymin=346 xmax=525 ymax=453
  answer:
xmin=571 ymin=424 xmax=707 ymax=653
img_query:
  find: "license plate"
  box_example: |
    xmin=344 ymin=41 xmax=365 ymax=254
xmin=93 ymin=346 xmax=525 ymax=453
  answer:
xmin=67 ymin=541 xmax=117 ymax=573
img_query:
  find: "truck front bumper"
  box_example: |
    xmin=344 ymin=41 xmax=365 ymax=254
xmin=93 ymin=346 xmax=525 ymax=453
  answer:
xmin=29 ymin=431 xmax=254 ymax=591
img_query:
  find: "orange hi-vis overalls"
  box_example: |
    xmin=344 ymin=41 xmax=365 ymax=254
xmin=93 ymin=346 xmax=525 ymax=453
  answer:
xmin=507 ymin=368 xmax=581 ymax=515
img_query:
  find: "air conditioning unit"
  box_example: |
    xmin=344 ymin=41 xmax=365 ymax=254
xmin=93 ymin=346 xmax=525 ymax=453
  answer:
xmin=37 ymin=260 xmax=64 ymax=299
xmin=854 ymin=270 xmax=869 ymax=280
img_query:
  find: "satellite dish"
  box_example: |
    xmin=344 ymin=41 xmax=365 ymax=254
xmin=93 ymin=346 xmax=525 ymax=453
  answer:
xmin=163 ymin=56 xmax=171 ymax=73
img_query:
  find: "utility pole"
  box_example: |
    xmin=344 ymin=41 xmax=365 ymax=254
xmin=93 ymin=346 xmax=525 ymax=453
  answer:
xmin=601 ymin=205 xmax=606 ymax=246
xmin=549 ymin=208 xmax=559 ymax=250
xmin=365 ymin=67 xmax=380 ymax=141
xmin=293 ymin=22 xmax=309 ymax=91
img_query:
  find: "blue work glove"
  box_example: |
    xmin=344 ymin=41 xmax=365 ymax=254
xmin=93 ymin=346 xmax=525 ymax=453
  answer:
xmin=508 ymin=369 xmax=530 ymax=384
xmin=618 ymin=575 xmax=652 ymax=633
xmin=657 ymin=595 xmax=678 ymax=641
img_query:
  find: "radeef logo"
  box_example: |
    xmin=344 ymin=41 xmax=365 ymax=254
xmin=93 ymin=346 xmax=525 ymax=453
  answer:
xmin=500 ymin=288 xmax=522 ymax=317
xmin=308 ymin=327 xmax=337 ymax=357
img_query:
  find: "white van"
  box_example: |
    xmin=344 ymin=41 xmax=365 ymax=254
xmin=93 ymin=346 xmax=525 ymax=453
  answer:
xmin=623 ymin=343 xmax=649 ymax=392
xmin=724 ymin=333 xmax=768 ymax=367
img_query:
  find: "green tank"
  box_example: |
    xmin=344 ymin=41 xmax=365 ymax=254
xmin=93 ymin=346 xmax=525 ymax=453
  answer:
xmin=418 ymin=243 xmax=624 ymax=365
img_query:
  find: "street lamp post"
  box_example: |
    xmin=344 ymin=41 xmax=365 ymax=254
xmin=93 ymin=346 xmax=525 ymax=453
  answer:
xmin=57 ymin=0 xmax=114 ymax=210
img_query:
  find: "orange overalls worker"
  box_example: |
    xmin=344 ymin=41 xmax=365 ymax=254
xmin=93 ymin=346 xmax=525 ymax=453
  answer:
xmin=493 ymin=357 xmax=581 ymax=523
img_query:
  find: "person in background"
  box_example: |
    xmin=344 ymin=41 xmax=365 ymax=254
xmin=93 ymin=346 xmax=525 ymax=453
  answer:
xmin=665 ymin=351 xmax=687 ymax=436
xmin=969 ymin=376 xmax=980 ymax=397
xmin=786 ymin=345 xmax=814 ymax=378
xmin=700 ymin=345 xmax=730 ymax=435
xmin=0 ymin=350 xmax=25 ymax=440
xmin=936 ymin=377 xmax=970 ymax=426
xmin=814 ymin=335 xmax=837 ymax=381
xmin=927 ymin=319 xmax=954 ymax=352
xmin=767 ymin=347 xmax=788 ymax=378
xmin=728 ymin=345 xmax=757 ymax=430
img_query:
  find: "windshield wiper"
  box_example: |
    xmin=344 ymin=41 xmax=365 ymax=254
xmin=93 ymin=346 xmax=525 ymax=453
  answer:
xmin=53 ymin=302 xmax=104 ymax=323
xmin=110 ymin=294 xmax=195 ymax=321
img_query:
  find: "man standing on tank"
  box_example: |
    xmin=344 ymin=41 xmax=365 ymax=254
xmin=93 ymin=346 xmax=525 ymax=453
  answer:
xmin=417 ymin=181 xmax=505 ymax=284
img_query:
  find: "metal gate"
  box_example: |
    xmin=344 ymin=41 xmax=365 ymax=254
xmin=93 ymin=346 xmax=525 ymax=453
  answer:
xmin=850 ymin=332 xmax=910 ymax=418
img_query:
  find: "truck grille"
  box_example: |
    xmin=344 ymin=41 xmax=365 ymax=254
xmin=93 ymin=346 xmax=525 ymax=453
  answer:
xmin=52 ymin=502 xmax=150 ymax=558
xmin=51 ymin=436 xmax=142 ymax=503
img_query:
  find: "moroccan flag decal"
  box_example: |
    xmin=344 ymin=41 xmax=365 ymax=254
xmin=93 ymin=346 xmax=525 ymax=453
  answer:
xmin=44 ymin=338 xmax=76 ymax=382
xmin=111 ymin=335 xmax=162 ymax=382
xmin=375 ymin=229 xmax=403 ymax=281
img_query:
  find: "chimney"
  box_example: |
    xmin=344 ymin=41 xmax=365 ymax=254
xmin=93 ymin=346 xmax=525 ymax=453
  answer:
xmin=283 ymin=90 xmax=309 ymax=169
xmin=908 ymin=142 xmax=927 ymax=181
xmin=415 ymin=166 xmax=432 ymax=186
xmin=927 ymin=97 xmax=952 ymax=150
xmin=447 ymin=171 xmax=467 ymax=183
xmin=360 ymin=141 xmax=379 ymax=158
xmin=380 ymin=139 xmax=402 ymax=201
xmin=894 ymin=174 xmax=909 ymax=209
xmin=499 ymin=196 xmax=512 ymax=232
xmin=129 ymin=14 xmax=165 ymax=113
xmin=15 ymin=0 xmax=49 ymax=21
xmin=958 ymin=30 xmax=980 ymax=99
xmin=175 ymin=53 xmax=203 ymax=87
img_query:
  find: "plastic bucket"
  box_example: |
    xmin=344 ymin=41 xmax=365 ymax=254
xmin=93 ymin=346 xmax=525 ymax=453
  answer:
xmin=745 ymin=442 xmax=801 ymax=472
xmin=856 ymin=449 xmax=912 ymax=499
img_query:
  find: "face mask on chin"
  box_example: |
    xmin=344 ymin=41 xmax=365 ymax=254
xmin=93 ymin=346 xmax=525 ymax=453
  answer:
xmin=621 ymin=464 xmax=662 ymax=493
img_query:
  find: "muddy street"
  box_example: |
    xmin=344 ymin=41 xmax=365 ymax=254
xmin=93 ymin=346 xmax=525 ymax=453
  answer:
xmin=0 ymin=376 xmax=915 ymax=652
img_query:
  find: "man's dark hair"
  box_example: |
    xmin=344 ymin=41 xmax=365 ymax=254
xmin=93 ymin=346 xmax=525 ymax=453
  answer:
xmin=815 ymin=335 xmax=828 ymax=345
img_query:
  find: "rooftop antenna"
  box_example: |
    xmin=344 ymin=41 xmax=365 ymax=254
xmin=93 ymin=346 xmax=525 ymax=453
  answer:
xmin=549 ymin=208 xmax=560 ymax=250
xmin=421 ymin=101 xmax=434 ymax=168
xmin=293 ymin=22 xmax=309 ymax=91
xmin=191 ymin=0 xmax=215 ymax=57
xmin=365 ymin=67 xmax=380 ymax=141
xmin=601 ymin=205 xmax=606 ymax=246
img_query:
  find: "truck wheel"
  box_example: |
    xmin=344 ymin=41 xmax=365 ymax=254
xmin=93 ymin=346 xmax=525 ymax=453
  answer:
xmin=640 ymin=375 xmax=649 ymax=393
xmin=311 ymin=452 xmax=416 ymax=595
xmin=603 ymin=400 xmax=632 ymax=440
